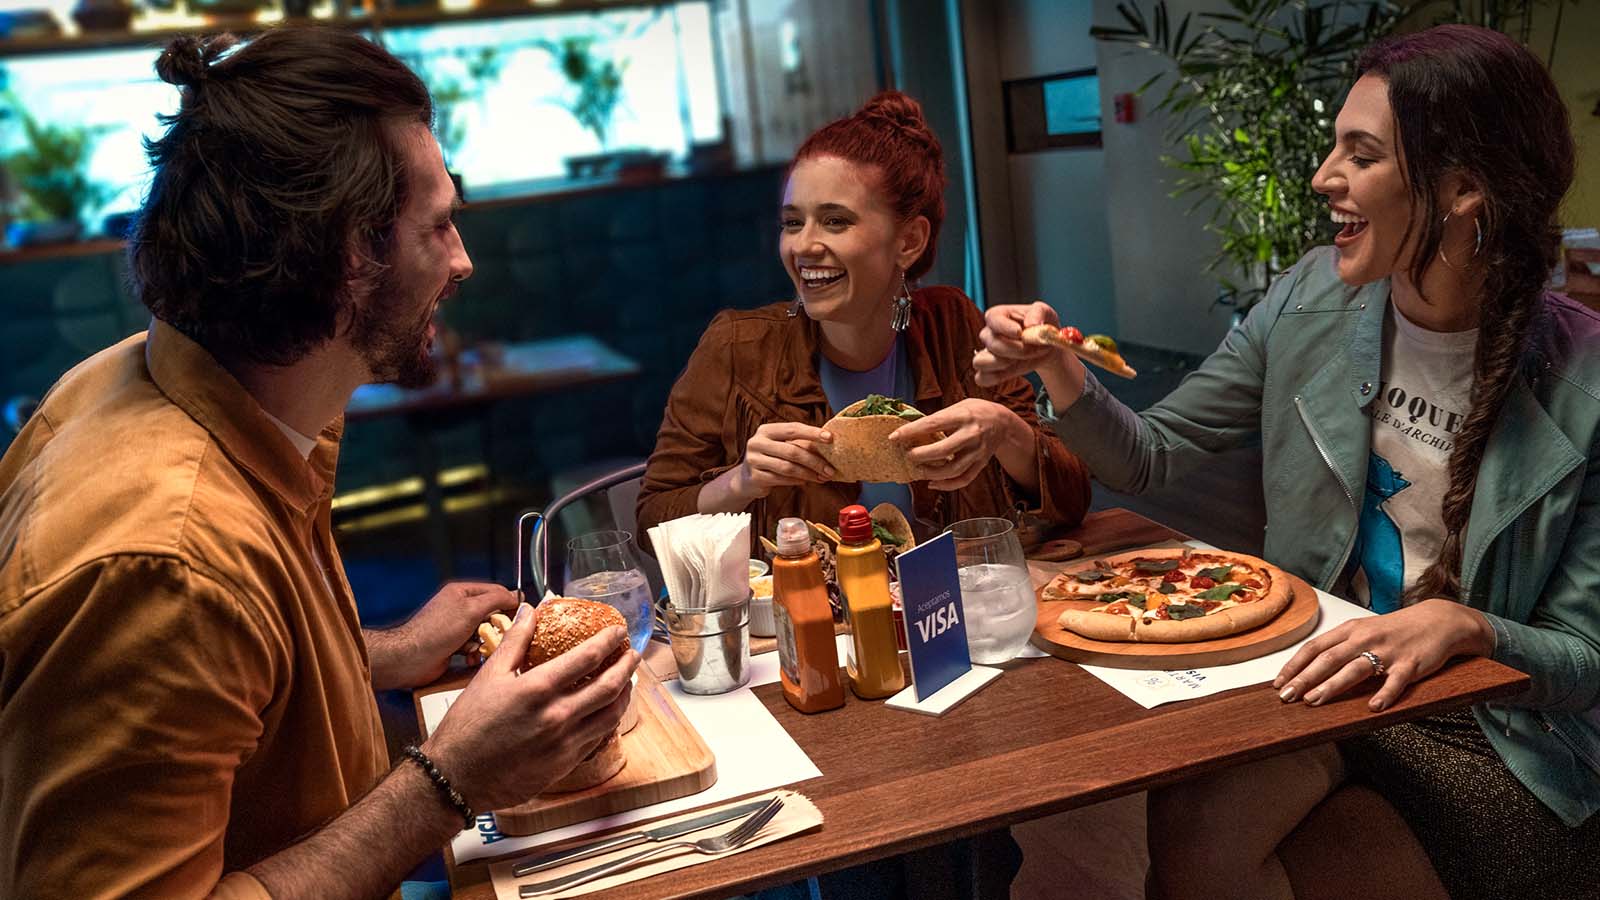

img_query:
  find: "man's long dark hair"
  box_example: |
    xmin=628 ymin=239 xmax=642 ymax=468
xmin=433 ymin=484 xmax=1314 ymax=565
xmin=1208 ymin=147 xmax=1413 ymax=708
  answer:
xmin=1356 ymin=25 xmax=1575 ymax=604
xmin=130 ymin=27 xmax=433 ymax=367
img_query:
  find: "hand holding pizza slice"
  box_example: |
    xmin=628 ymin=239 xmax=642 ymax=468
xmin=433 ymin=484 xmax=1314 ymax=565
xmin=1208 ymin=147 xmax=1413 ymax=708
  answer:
xmin=1020 ymin=324 xmax=1138 ymax=379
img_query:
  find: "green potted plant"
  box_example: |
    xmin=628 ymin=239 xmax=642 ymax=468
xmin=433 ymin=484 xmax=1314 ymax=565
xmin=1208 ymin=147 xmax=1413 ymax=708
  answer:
xmin=429 ymin=76 xmax=471 ymax=175
xmin=1093 ymin=0 xmax=1406 ymax=312
xmin=401 ymin=47 xmax=503 ymax=197
xmin=1092 ymin=0 xmax=1577 ymax=313
xmin=538 ymin=35 xmax=663 ymax=180
xmin=1 ymin=97 xmax=113 ymax=247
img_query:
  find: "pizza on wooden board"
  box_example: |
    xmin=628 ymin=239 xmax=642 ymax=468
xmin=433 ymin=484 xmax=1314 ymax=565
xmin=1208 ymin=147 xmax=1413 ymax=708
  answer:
xmin=1041 ymin=548 xmax=1292 ymax=643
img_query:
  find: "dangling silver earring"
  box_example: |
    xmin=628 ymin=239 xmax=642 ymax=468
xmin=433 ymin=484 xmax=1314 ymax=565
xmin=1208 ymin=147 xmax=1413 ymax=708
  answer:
xmin=890 ymin=270 xmax=912 ymax=332
xmin=787 ymin=297 xmax=804 ymax=318
xmin=1438 ymin=212 xmax=1484 ymax=270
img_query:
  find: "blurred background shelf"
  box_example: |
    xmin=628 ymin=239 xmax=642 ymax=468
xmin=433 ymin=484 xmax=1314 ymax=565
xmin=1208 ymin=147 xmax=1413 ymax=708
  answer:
xmin=0 ymin=1 xmax=686 ymax=58
xmin=0 ymin=237 xmax=123 ymax=264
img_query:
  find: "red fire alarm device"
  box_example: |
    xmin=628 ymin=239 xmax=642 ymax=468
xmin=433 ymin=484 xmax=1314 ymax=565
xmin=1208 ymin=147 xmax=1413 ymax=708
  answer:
xmin=1114 ymin=92 xmax=1136 ymax=124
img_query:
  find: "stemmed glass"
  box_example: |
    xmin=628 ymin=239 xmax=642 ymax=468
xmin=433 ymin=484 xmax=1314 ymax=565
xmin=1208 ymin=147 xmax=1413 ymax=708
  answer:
xmin=949 ymin=517 xmax=1037 ymax=664
xmin=564 ymin=530 xmax=653 ymax=653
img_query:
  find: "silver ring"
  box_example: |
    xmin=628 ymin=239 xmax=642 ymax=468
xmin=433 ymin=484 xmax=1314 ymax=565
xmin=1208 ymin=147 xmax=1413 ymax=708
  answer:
xmin=1360 ymin=650 xmax=1386 ymax=677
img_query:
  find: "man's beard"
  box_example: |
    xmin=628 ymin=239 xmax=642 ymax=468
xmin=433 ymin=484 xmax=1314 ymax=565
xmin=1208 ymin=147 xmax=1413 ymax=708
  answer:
xmin=350 ymin=271 xmax=438 ymax=389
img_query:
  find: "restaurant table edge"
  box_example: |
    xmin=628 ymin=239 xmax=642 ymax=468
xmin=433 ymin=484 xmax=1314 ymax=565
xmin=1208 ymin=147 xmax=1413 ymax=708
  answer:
xmin=412 ymin=508 xmax=1529 ymax=900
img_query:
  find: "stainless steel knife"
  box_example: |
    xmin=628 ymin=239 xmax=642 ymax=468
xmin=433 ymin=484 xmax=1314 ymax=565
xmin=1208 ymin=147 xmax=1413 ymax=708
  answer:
xmin=509 ymin=798 xmax=774 ymax=877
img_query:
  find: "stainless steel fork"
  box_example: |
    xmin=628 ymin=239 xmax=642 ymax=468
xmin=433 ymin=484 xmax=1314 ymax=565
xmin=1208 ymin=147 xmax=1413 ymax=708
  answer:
xmin=517 ymin=796 xmax=785 ymax=896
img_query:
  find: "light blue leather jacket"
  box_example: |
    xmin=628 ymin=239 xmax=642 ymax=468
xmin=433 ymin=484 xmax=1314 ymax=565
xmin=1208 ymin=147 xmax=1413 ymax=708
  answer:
xmin=1042 ymin=246 xmax=1600 ymax=825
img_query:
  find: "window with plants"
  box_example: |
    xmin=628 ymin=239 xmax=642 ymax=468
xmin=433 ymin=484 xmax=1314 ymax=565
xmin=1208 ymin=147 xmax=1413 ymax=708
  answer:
xmin=0 ymin=2 xmax=722 ymax=247
xmin=370 ymin=3 xmax=722 ymax=195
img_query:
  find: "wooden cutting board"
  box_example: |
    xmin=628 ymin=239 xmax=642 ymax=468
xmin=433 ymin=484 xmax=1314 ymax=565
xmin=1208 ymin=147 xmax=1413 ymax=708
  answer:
xmin=495 ymin=666 xmax=717 ymax=835
xmin=1030 ymin=572 xmax=1321 ymax=670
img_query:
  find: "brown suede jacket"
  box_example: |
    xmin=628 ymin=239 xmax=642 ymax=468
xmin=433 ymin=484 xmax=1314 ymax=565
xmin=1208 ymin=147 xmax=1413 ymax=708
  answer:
xmin=638 ymin=285 xmax=1092 ymax=550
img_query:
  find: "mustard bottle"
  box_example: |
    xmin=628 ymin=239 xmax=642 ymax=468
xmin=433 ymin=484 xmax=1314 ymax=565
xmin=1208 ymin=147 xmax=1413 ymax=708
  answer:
xmin=834 ymin=504 xmax=906 ymax=699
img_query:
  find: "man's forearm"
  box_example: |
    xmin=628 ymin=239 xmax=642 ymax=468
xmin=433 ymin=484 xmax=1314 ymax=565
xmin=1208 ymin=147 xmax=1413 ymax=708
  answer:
xmin=247 ymin=759 xmax=460 ymax=900
xmin=362 ymin=627 xmax=415 ymax=691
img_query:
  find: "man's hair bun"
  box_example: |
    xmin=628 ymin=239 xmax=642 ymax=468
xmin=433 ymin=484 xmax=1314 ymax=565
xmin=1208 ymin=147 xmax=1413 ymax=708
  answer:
xmin=155 ymin=34 xmax=237 ymax=88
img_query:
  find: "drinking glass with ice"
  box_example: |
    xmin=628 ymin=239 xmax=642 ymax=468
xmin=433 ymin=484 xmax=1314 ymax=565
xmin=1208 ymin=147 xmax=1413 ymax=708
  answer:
xmin=949 ymin=518 xmax=1037 ymax=664
xmin=564 ymin=530 xmax=654 ymax=653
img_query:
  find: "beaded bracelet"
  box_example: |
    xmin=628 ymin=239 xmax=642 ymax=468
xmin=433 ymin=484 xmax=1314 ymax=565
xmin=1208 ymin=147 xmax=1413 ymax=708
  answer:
xmin=401 ymin=744 xmax=474 ymax=829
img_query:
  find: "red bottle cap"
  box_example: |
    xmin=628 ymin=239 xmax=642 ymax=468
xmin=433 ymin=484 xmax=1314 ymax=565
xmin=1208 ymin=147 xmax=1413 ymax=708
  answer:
xmin=838 ymin=504 xmax=873 ymax=544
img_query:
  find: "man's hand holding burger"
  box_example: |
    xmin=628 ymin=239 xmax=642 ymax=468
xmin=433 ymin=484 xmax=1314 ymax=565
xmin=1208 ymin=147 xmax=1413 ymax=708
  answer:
xmin=365 ymin=582 xmax=520 ymax=691
xmin=422 ymin=601 xmax=637 ymax=812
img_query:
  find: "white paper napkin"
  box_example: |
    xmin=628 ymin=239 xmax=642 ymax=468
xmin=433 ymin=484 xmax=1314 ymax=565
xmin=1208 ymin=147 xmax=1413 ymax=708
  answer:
xmin=648 ymin=513 xmax=751 ymax=609
xmin=1077 ymin=585 xmax=1374 ymax=709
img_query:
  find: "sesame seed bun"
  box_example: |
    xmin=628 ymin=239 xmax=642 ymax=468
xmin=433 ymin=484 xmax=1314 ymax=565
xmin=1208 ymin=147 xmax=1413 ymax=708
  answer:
xmin=527 ymin=598 xmax=631 ymax=793
xmin=527 ymin=597 xmax=629 ymax=670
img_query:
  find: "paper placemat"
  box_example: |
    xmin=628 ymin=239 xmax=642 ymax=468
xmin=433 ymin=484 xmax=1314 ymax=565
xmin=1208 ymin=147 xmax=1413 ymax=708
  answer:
xmin=490 ymin=790 xmax=821 ymax=899
xmin=1073 ymin=541 xmax=1375 ymax=708
xmin=421 ymin=665 xmax=820 ymax=864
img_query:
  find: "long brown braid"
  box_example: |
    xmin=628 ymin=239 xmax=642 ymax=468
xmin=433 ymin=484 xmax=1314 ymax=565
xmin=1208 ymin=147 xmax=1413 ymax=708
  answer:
xmin=1355 ymin=27 xmax=1575 ymax=604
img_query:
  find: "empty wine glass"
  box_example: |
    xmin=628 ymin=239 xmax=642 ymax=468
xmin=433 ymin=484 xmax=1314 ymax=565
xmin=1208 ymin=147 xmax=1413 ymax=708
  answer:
xmin=949 ymin=517 xmax=1037 ymax=664
xmin=564 ymin=530 xmax=654 ymax=653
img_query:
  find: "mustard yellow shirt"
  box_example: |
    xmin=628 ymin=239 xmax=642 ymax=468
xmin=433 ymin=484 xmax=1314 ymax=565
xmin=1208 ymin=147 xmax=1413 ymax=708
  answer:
xmin=0 ymin=321 xmax=388 ymax=899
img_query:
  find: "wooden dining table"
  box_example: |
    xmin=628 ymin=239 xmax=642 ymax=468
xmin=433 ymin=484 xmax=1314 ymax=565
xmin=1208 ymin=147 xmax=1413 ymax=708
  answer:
xmin=418 ymin=508 xmax=1529 ymax=900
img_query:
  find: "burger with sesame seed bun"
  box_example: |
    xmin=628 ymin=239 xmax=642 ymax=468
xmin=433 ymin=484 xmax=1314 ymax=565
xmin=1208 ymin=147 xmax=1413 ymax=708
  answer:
xmin=528 ymin=598 xmax=631 ymax=792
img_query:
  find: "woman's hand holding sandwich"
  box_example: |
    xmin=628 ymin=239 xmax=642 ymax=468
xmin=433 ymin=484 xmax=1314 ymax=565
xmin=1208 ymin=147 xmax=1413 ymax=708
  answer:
xmin=698 ymin=422 xmax=837 ymax=512
xmin=890 ymin=399 xmax=1038 ymax=493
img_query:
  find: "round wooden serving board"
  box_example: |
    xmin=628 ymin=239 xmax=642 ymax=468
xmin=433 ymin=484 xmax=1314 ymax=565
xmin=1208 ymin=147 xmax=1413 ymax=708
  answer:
xmin=494 ymin=666 xmax=717 ymax=835
xmin=1030 ymin=572 xmax=1321 ymax=670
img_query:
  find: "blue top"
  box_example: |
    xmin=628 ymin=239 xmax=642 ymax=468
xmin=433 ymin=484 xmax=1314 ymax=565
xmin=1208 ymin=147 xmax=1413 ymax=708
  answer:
xmin=817 ymin=337 xmax=918 ymax=523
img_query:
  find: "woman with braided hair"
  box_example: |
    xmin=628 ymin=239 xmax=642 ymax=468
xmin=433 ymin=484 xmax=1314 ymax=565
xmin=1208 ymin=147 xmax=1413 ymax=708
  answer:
xmin=977 ymin=24 xmax=1598 ymax=900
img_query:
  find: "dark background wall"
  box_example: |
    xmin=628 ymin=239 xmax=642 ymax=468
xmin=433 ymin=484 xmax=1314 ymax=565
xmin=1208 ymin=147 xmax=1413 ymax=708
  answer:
xmin=0 ymin=165 xmax=795 ymax=490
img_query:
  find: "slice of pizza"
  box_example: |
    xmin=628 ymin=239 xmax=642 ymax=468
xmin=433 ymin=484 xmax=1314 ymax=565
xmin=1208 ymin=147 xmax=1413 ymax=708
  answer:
xmin=1021 ymin=324 xmax=1138 ymax=379
xmin=1041 ymin=553 xmax=1188 ymax=601
xmin=1040 ymin=560 xmax=1136 ymax=601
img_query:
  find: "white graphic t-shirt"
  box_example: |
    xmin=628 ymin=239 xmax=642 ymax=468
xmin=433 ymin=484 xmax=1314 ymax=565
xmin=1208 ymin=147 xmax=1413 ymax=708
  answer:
xmin=1351 ymin=303 xmax=1477 ymax=612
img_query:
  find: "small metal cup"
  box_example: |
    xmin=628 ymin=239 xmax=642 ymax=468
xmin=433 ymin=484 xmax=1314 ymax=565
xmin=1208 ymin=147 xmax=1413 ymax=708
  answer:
xmin=657 ymin=594 xmax=751 ymax=695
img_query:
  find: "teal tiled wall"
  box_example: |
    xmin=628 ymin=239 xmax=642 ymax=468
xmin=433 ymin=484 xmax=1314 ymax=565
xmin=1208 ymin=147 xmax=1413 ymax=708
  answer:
xmin=0 ymin=165 xmax=795 ymax=491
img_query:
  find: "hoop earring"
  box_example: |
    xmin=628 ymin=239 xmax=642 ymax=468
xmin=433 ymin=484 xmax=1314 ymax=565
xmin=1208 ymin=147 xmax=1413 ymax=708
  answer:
xmin=787 ymin=297 xmax=804 ymax=318
xmin=1438 ymin=212 xmax=1483 ymax=270
xmin=891 ymin=270 xmax=913 ymax=332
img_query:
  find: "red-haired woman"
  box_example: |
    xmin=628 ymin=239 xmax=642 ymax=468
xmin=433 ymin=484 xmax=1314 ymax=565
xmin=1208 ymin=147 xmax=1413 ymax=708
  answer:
xmin=638 ymin=91 xmax=1090 ymax=549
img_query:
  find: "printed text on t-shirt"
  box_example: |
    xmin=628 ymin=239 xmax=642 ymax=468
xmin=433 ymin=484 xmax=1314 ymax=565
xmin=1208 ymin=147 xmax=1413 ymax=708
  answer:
xmin=1367 ymin=380 xmax=1466 ymax=454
